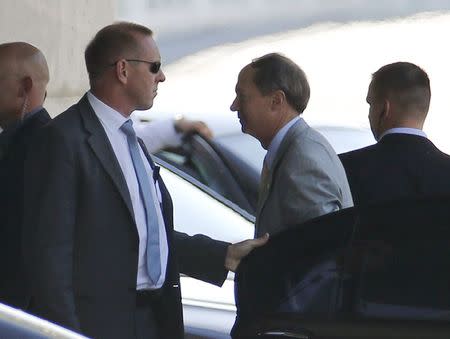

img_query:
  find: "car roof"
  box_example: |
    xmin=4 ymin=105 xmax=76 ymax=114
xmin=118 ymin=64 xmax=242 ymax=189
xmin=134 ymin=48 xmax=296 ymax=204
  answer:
xmin=0 ymin=303 xmax=89 ymax=338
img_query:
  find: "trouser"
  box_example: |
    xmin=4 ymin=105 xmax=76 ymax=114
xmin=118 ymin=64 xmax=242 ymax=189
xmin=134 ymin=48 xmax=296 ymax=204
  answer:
xmin=135 ymin=289 xmax=162 ymax=339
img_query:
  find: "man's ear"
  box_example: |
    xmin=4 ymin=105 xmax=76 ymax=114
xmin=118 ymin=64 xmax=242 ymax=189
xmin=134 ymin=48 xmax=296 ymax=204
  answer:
xmin=20 ymin=76 xmax=33 ymax=96
xmin=115 ymin=59 xmax=128 ymax=84
xmin=271 ymin=90 xmax=285 ymax=108
xmin=381 ymin=99 xmax=391 ymax=119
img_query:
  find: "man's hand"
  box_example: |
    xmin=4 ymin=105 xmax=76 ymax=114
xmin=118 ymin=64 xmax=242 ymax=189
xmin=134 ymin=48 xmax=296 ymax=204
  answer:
xmin=174 ymin=117 xmax=214 ymax=139
xmin=225 ymin=233 xmax=269 ymax=272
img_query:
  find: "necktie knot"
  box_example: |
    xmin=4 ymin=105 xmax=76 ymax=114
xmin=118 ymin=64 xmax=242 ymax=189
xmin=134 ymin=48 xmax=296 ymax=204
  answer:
xmin=121 ymin=119 xmax=136 ymax=138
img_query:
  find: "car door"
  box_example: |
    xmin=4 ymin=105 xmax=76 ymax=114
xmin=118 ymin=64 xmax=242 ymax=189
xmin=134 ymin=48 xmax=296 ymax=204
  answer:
xmin=234 ymin=207 xmax=358 ymax=338
xmin=234 ymin=198 xmax=450 ymax=339
xmin=347 ymin=198 xmax=450 ymax=339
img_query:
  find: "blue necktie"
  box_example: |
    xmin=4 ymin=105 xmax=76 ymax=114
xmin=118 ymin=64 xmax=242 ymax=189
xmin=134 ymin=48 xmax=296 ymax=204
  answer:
xmin=121 ymin=119 xmax=161 ymax=284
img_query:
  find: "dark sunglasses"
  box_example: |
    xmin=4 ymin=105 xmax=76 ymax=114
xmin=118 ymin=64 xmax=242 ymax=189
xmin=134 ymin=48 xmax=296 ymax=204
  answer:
xmin=109 ymin=59 xmax=162 ymax=74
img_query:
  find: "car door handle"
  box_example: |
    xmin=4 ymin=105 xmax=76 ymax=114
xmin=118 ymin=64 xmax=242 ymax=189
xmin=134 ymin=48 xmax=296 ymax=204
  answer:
xmin=258 ymin=330 xmax=311 ymax=338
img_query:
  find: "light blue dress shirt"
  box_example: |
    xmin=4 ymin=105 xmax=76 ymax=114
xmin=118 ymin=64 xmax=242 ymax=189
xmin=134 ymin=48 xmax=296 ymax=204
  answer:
xmin=379 ymin=127 xmax=427 ymax=140
xmin=264 ymin=116 xmax=301 ymax=169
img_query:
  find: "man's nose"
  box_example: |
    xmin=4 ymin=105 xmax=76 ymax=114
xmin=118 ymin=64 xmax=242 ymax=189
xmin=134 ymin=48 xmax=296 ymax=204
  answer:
xmin=230 ymin=98 xmax=238 ymax=111
xmin=158 ymin=70 xmax=166 ymax=82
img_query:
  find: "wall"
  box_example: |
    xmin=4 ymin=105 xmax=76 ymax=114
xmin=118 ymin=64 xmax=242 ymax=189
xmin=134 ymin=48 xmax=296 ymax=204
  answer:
xmin=0 ymin=0 xmax=116 ymax=116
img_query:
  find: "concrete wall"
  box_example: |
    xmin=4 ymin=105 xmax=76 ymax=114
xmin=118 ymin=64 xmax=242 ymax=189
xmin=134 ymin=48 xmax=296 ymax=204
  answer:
xmin=0 ymin=0 xmax=116 ymax=116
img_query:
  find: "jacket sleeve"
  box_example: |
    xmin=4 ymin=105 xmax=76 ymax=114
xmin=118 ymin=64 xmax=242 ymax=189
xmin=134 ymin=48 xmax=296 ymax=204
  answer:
xmin=173 ymin=231 xmax=229 ymax=286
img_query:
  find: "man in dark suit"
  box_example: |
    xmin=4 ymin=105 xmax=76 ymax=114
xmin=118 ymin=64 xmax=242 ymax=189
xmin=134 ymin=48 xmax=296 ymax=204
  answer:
xmin=22 ymin=22 xmax=266 ymax=339
xmin=340 ymin=62 xmax=450 ymax=205
xmin=0 ymin=42 xmax=50 ymax=309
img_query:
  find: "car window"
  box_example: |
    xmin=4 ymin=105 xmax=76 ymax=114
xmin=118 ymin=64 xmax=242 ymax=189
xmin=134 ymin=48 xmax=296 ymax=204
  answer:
xmin=352 ymin=198 xmax=450 ymax=321
xmin=157 ymin=164 xmax=254 ymax=242
xmin=215 ymin=133 xmax=265 ymax=173
xmin=156 ymin=135 xmax=257 ymax=215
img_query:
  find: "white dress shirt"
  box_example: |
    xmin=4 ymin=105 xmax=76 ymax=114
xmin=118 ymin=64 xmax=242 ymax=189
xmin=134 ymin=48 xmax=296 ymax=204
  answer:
xmin=88 ymin=92 xmax=168 ymax=290
xmin=379 ymin=127 xmax=427 ymax=140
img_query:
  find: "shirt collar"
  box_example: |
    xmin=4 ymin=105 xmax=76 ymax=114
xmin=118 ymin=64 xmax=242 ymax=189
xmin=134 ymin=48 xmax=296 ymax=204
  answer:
xmin=265 ymin=116 xmax=301 ymax=169
xmin=379 ymin=127 xmax=427 ymax=140
xmin=87 ymin=91 xmax=128 ymax=131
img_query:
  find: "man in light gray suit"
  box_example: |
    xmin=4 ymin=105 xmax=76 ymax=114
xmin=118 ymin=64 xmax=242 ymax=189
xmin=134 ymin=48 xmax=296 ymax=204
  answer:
xmin=230 ymin=53 xmax=353 ymax=237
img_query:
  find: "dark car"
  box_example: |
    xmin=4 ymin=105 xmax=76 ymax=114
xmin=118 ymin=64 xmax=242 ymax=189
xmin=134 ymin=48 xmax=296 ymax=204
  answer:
xmin=232 ymin=197 xmax=450 ymax=339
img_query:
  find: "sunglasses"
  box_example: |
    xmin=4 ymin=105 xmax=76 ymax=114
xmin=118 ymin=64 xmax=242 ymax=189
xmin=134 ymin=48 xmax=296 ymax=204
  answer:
xmin=109 ymin=59 xmax=162 ymax=74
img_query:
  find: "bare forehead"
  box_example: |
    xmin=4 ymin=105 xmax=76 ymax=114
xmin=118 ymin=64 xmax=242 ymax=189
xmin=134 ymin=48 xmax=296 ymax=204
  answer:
xmin=366 ymin=80 xmax=376 ymax=100
xmin=236 ymin=65 xmax=255 ymax=88
xmin=134 ymin=33 xmax=161 ymax=60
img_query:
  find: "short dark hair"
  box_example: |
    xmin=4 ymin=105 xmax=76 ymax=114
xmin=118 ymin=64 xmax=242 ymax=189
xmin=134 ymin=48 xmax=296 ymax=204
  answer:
xmin=84 ymin=22 xmax=153 ymax=84
xmin=371 ymin=62 xmax=431 ymax=114
xmin=250 ymin=53 xmax=310 ymax=113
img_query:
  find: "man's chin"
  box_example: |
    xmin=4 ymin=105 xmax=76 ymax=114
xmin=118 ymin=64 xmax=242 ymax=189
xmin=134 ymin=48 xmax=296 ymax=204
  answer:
xmin=239 ymin=122 xmax=247 ymax=133
xmin=135 ymin=102 xmax=154 ymax=111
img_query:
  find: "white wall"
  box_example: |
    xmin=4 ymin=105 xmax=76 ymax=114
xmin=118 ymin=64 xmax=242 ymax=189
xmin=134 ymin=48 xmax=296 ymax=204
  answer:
xmin=0 ymin=0 xmax=116 ymax=115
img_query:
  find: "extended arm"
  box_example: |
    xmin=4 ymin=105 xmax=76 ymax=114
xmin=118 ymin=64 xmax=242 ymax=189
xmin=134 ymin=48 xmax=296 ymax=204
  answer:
xmin=174 ymin=231 xmax=269 ymax=286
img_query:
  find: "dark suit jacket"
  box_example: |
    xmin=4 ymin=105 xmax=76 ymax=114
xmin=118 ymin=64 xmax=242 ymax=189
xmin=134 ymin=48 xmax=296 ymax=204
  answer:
xmin=339 ymin=133 xmax=450 ymax=205
xmin=22 ymin=95 xmax=228 ymax=339
xmin=0 ymin=108 xmax=51 ymax=309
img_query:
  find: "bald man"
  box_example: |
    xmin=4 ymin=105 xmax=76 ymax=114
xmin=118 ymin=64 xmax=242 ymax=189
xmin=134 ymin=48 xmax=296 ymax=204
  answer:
xmin=0 ymin=42 xmax=50 ymax=309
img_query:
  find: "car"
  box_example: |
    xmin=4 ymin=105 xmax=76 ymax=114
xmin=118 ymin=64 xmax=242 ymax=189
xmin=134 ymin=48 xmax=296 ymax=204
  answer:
xmin=232 ymin=197 xmax=450 ymax=338
xmin=154 ymin=124 xmax=374 ymax=338
xmin=0 ymin=302 xmax=89 ymax=338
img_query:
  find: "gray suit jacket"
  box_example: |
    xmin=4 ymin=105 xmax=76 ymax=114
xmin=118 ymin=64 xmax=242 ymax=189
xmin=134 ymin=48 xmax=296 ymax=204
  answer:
xmin=255 ymin=119 xmax=353 ymax=237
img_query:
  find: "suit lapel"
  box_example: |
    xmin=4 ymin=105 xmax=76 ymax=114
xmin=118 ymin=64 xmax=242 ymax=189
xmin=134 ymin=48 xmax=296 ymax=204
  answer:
xmin=256 ymin=119 xmax=307 ymax=217
xmin=78 ymin=94 xmax=135 ymax=222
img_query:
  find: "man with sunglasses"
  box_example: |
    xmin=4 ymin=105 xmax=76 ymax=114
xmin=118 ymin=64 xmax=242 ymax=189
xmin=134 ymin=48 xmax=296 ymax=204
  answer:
xmin=22 ymin=22 xmax=267 ymax=339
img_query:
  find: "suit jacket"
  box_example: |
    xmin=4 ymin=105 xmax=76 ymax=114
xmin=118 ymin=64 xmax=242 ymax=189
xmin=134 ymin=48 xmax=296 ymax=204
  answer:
xmin=22 ymin=95 xmax=228 ymax=339
xmin=0 ymin=108 xmax=51 ymax=309
xmin=255 ymin=119 xmax=353 ymax=237
xmin=339 ymin=133 xmax=450 ymax=205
